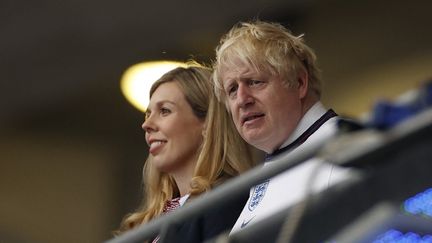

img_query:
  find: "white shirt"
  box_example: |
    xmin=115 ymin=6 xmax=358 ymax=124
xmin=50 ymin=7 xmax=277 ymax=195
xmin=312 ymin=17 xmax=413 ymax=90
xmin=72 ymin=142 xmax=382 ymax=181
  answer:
xmin=230 ymin=102 xmax=353 ymax=233
xmin=179 ymin=194 xmax=190 ymax=206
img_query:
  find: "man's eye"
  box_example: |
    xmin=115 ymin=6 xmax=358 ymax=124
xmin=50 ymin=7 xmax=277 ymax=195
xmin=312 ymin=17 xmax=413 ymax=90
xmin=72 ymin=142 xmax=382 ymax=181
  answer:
xmin=227 ymin=85 xmax=238 ymax=97
xmin=249 ymin=80 xmax=262 ymax=86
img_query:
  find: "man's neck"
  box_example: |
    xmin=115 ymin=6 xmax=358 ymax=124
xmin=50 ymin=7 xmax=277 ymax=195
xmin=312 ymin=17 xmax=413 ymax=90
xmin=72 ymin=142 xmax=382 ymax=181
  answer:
xmin=301 ymin=93 xmax=319 ymax=116
xmin=276 ymin=100 xmax=325 ymax=151
xmin=267 ymin=95 xmax=319 ymax=153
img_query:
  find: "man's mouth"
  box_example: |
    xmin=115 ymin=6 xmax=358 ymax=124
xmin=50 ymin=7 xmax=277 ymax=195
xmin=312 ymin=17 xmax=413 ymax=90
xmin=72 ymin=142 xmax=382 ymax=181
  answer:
xmin=242 ymin=113 xmax=265 ymax=125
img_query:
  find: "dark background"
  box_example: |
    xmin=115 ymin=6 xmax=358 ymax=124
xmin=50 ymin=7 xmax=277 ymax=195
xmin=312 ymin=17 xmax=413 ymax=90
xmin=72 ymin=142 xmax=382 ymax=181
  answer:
xmin=1 ymin=0 xmax=431 ymax=242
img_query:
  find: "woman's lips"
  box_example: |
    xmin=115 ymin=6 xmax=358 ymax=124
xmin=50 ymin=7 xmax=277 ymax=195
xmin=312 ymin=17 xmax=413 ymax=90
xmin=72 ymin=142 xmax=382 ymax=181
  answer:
xmin=149 ymin=140 xmax=167 ymax=155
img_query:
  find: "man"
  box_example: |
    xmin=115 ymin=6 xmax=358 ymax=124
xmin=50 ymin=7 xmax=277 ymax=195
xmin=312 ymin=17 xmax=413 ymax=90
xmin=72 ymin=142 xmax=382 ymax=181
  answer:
xmin=212 ymin=20 xmax=353 ymax=233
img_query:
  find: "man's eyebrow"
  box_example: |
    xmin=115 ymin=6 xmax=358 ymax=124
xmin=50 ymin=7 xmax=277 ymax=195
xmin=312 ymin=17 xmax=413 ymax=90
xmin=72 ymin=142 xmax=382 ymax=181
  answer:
xmin=223 ymin=79 xmax=235 ymax=89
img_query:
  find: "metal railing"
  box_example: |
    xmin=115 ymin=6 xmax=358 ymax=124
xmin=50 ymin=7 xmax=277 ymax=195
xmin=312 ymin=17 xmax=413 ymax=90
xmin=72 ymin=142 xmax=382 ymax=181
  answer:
xmin=106 ymin=107 xmax=432 ymax=243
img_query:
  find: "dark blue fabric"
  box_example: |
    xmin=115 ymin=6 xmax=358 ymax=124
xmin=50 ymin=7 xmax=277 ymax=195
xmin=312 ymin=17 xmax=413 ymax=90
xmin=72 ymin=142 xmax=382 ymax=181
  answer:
xmin=159 ymin=189 xmax=249 ymax=243
xmin=370 ymin=80 xmax=432 ymax=129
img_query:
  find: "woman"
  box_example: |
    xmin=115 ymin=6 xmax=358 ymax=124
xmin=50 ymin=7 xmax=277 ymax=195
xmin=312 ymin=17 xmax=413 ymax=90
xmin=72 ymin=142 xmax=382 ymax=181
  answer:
xmin=117 ymin=62 xmax=255 ymax=242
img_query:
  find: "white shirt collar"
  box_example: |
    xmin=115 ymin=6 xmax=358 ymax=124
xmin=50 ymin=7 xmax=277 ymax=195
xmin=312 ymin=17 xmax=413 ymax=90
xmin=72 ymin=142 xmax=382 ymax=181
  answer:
xmin=278 ymin=101 xmax=327 ymax=150
xmin=179 ymin=194 xmax=190 ymax=206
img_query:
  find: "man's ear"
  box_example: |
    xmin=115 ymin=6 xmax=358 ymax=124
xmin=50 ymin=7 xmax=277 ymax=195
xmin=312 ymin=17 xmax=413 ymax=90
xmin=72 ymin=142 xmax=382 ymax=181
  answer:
xmin=297 ymin=70 xmax=309 ymax=99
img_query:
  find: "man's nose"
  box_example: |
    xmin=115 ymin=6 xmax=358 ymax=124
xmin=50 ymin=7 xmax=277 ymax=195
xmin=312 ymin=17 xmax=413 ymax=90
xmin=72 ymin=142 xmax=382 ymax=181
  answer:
xmin=236 ymin=84 xmax=254 ymax=108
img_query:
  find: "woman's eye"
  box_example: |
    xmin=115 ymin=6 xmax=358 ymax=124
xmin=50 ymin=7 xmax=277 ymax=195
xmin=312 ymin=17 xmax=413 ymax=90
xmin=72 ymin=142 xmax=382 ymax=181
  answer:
xmin=160 ymin=108 xmax=171 ymax=115
xmin=145 ymin=111 xmax=151 ymax=120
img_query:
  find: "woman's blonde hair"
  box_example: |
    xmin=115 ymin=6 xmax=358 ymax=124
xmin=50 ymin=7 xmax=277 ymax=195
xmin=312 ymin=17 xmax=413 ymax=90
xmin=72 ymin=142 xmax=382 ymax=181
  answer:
xmin=213 ymin=20 xmax=322 ymax=102
xmin=117 ymin=62 xmax=255 ymax=233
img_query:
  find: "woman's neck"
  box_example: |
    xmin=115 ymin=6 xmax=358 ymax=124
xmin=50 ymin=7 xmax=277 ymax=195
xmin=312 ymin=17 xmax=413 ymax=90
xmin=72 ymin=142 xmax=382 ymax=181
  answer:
xmin=170 ymin=158 xmax=197 ymax=197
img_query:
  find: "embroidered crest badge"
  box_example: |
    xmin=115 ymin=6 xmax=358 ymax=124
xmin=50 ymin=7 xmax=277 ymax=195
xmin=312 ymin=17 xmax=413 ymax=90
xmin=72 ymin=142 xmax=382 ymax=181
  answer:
xmin=248 ymin=180 xmax=269 ymax=211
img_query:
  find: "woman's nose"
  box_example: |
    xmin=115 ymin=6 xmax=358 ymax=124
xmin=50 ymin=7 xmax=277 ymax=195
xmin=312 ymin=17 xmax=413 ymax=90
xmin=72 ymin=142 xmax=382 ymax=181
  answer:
xmin=142 ymin=115 xmax=156 ymax=133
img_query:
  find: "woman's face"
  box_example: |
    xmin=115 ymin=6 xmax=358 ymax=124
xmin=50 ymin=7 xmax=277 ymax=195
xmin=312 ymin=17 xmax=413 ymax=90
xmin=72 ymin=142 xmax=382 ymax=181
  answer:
xmin=142 ymin=81 xmax=205 ymax=173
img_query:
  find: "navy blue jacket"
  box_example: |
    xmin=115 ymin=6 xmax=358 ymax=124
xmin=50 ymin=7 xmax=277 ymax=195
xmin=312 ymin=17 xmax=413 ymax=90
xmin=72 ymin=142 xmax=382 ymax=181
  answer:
xmin=158 ymin=190 xmax=249 ymax=243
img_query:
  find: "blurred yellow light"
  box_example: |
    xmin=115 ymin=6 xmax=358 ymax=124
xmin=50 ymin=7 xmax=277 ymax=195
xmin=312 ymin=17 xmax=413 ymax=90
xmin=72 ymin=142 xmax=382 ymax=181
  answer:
xmin=120 ymin=61 xmax=186 ymax=112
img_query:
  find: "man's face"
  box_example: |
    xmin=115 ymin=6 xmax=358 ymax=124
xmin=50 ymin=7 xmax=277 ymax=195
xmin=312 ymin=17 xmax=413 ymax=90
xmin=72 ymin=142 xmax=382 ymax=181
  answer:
xmin=221 ymin=63 xmax=307 ymax=153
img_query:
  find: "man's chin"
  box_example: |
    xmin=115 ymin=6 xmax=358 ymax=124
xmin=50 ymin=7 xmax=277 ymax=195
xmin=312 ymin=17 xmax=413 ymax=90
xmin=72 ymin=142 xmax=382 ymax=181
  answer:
xmin=243 ymin=133 xmax=271 ymax=152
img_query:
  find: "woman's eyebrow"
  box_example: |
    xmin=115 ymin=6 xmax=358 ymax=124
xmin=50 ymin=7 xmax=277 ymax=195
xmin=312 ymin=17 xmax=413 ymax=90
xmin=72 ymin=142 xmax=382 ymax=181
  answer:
xmin=154 ymin=100 xmax=177 ymax=106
